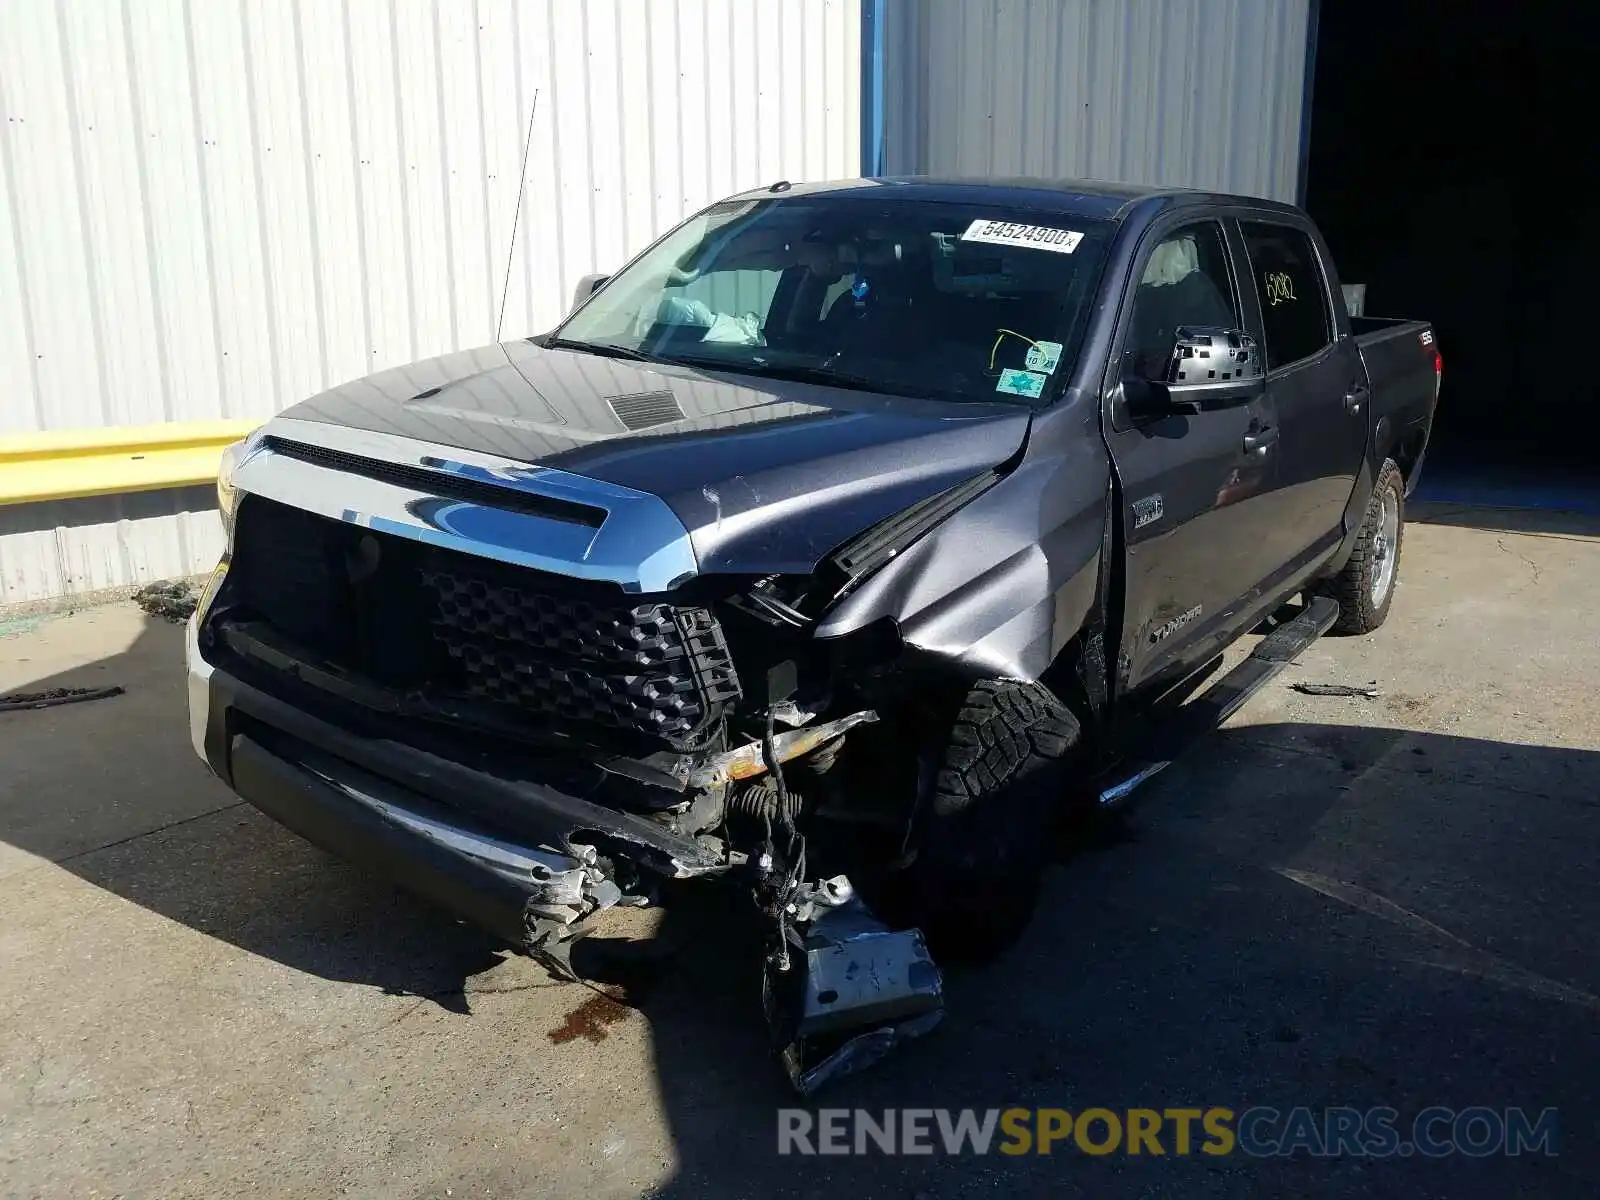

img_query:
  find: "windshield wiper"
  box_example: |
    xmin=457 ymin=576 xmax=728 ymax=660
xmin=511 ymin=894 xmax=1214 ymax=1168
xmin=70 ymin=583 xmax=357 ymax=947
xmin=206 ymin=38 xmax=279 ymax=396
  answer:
xmin=726 ymin=361 xmax=1030 ymax=406
xmin=547 ymin=342 xmax=949 ymax=402
xmin=545 ymin=337 xmax=667 ymax=365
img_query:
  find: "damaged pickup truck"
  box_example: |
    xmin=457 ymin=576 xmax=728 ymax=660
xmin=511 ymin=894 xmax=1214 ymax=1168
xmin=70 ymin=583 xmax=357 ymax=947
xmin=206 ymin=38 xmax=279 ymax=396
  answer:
xmin=186 ymin=178 xmax=1439 ymax=1089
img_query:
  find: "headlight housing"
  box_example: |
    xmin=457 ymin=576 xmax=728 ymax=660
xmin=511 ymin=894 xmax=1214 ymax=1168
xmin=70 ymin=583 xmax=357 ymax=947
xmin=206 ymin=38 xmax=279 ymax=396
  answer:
xmin=216 ymin=431 xmax=259 ymax=536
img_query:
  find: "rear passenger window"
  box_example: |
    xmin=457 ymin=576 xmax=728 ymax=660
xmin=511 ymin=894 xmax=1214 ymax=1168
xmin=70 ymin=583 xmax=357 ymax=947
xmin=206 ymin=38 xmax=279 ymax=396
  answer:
xmin=1241 ymin=223 xmax=1332 ymax=369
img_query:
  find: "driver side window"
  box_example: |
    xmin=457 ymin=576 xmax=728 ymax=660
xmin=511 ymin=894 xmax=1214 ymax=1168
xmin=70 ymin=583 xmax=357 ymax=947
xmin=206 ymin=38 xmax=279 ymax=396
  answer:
xmin=1124 ymin=222 xmax=1239 ymax=381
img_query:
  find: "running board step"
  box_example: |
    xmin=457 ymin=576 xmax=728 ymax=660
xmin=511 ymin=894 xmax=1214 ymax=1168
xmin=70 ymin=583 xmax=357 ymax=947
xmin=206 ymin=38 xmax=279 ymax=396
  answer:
xmin=1096 ymin=595 xmax=1340 ymax=807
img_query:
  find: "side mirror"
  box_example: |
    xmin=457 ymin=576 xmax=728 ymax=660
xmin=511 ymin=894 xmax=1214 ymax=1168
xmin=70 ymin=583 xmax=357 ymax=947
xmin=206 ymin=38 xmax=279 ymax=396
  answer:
xmin=1123 ymin=326 xmax=1261 ymax=419
xmin=570 ymin=273 xmax=610 ymax=313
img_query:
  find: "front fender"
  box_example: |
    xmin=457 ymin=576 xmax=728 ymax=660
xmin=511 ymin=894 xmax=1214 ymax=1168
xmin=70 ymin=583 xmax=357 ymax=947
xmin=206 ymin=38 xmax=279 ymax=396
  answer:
xmin=815 ymin=405 xmax=1111 ymax=683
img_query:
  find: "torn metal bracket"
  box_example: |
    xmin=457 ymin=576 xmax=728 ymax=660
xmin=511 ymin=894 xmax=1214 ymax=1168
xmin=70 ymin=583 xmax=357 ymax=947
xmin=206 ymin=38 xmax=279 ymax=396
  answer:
xmin=520 ymin=847 xmax=646 ymax=980
xmin=762 ymin=874 xmax=944 ymax=1094
xmin=525 ymin=914 xmax=584 ymax=982
xmin=785 ymin=1010 xmax=945 ymax=1096
xmin=524 ymin=894 xmax=647 ymax=982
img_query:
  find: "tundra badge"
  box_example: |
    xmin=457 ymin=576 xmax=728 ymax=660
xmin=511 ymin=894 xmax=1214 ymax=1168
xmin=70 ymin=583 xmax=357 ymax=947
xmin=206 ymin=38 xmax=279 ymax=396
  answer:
xmin=1150 ymin=604 xmax=1202 ymax=644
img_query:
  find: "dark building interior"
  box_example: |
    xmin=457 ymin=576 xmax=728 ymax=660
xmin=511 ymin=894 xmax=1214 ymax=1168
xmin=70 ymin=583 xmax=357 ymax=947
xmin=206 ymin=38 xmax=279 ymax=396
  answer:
xmin=1305 ymin=0 xmax=1595 ymax=509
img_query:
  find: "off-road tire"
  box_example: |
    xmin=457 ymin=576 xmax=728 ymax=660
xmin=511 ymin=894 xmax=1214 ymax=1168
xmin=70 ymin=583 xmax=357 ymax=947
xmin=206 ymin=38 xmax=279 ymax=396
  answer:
xmin=1317 ymin=458 xmax=1405 ymax=635
xmin=897 ymin=679 xmax=1079 ymax=957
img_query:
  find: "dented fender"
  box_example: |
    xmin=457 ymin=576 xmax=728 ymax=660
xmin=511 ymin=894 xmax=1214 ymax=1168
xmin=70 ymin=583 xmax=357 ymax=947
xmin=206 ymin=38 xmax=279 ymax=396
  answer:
xmin=814 ymin=396 xmax=1113 ymax=683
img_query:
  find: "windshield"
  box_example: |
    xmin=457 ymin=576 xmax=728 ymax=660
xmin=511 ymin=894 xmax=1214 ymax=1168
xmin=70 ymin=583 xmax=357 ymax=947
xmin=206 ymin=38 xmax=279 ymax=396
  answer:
xmin=551 ymin=196 xmax=1113 ymax=405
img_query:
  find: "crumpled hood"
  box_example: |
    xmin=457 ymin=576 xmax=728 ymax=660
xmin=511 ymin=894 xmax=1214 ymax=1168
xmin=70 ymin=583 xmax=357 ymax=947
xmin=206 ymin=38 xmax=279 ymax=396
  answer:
xmin=279 ymin=339 xmax=1031 ymax=575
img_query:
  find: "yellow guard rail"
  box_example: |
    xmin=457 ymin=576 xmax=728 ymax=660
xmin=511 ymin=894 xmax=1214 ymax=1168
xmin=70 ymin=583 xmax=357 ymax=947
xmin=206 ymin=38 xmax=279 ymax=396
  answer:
xmin=0 ymin=420 xmax=257 ymax=506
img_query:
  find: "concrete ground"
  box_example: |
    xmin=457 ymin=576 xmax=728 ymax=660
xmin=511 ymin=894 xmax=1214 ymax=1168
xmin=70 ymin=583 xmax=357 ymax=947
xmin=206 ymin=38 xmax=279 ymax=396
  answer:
xmin=1 ymin=504 xmax=1597 ymax=1199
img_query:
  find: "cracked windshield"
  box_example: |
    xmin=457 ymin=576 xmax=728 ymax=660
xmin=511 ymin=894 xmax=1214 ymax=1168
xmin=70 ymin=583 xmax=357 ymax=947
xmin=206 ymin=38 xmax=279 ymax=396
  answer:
xmin=553 ymin=196 xmax=1112 ymax=404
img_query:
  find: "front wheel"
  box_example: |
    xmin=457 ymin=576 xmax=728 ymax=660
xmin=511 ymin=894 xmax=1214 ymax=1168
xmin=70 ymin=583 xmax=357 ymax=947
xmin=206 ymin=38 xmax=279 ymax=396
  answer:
xmin=892 ymin=679 xmax=1080 ymax=957
xmin=1317 ymin=458 xmax=1405 ymax=634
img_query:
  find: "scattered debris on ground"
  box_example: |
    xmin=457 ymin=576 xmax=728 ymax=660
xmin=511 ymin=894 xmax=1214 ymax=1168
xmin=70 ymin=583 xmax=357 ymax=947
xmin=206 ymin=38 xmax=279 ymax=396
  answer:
xmin=1291 ymin=681 xmax=1381 ymax=699
xmin=0 ymin=685 xmax=125 ymax=713
xmin=134 ymin=580 xmax=197 ymax=623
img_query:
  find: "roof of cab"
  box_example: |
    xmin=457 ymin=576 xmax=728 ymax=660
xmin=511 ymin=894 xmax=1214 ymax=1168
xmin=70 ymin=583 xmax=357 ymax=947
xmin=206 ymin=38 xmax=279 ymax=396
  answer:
xmin=727 ymin=175 xmax=1303 ymax=222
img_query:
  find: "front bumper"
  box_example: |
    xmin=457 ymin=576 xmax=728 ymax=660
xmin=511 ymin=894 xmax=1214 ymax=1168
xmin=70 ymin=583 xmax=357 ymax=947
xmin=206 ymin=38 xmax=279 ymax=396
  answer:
xmin=184 ymin=620 xmax=725 ymax=947
xmin=185 ymin=619 xmax=946 ymax=1093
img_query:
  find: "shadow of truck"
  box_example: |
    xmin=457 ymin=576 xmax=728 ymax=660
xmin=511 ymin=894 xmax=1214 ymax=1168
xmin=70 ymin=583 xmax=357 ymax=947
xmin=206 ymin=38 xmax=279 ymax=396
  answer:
xmin=2 ymin=607 xmax=1597 ymax=1197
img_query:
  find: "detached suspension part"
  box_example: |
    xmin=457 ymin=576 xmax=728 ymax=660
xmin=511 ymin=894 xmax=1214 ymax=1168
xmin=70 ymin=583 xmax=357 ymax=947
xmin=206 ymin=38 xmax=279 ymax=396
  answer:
xmin=760 ymin=874 xmax=944 ymax=1095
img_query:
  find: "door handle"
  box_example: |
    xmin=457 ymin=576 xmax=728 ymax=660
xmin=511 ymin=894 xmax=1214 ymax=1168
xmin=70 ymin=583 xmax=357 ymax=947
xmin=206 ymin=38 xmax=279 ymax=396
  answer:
xmin=1344 ymin=387 xmax=1368 ymax=414
xmin=1242 ymin=426 xmax=1279 ymax=456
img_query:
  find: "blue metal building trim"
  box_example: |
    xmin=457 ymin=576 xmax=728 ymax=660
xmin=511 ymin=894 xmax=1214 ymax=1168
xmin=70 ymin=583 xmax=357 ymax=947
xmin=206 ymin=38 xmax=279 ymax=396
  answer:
xmin=860 ymin=0 xmax=886 ymax=177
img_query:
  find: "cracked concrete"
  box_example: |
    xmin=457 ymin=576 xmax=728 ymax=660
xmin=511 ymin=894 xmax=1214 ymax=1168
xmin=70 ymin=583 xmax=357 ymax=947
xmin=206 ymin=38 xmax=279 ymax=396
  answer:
xmin=1 ymin=505 xmax=1597 ymax=1198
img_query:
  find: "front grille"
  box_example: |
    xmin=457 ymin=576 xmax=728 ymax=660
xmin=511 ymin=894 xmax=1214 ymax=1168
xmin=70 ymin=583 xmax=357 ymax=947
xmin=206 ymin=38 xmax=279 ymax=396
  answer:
xmin=420 ymin=562 xmax=739 ymax=739
xmin=225 ymin=496 xmax=740 ymax=747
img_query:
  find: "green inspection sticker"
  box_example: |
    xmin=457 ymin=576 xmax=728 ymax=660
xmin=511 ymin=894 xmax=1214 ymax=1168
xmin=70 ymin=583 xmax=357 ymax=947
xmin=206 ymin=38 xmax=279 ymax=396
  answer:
xmin=996 ymin=368 xmax=1048 ymax=398
xmin=1025 ymin=340 xmax=1063 ymax=373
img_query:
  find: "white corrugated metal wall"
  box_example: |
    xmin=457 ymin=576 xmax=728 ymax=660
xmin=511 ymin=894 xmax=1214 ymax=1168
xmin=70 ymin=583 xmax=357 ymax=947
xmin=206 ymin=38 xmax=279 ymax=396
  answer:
xmin=0 ymin=0 xmax=860 ymax=605
xmin=880 ymin=0 xmax=1311 ymax=201
xmin=1 ymin=0 xmax=1313 ymax=607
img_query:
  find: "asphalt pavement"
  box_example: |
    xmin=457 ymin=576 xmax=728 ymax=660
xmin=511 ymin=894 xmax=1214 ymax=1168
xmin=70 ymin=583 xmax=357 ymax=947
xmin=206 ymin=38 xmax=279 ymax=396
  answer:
xmin=1 ymin=503 xmax=1596 ymax=1198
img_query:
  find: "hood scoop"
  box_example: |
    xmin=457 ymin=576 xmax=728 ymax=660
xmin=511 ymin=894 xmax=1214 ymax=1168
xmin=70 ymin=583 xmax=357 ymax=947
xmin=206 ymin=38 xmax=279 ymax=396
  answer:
xmin=608 ymin=390 xmax=686 ymax=432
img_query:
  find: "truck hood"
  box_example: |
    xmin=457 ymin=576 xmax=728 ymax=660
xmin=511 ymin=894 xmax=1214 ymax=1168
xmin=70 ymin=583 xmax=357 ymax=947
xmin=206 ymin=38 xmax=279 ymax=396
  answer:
xmin=278 ymin=339 xmax=1031 ymax=575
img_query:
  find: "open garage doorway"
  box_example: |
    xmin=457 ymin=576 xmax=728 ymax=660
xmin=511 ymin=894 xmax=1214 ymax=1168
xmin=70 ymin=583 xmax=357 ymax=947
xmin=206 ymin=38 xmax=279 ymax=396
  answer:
xmin=1304 ymin=0 xmax=1598 ymax=514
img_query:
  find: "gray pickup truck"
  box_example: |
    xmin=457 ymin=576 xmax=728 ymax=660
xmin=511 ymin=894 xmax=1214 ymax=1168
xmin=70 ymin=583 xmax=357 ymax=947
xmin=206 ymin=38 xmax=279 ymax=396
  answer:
xmin=187 ymin=177 xmax=1439 ymax=1087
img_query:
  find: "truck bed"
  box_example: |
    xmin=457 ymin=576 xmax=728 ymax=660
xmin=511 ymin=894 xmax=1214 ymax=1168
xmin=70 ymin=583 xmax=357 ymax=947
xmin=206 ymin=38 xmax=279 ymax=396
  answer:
xmin=1350 ymin=314 xmax=1431 ymax=343
xmin=1351 ymin=314 xmax=1439 ymax=493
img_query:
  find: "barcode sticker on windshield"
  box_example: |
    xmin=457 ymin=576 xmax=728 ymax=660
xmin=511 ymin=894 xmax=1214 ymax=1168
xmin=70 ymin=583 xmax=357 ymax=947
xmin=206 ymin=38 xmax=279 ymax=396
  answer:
xmin=961 ymin=219 xmax=1084 ymax=254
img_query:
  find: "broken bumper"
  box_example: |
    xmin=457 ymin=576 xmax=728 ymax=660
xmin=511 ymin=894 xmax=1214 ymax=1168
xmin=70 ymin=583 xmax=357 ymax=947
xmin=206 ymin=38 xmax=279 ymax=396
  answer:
xmin=185 ymin=620 xmax=724 ymax=949
xmin=186 ymin=622 xmax=945 ymax=1091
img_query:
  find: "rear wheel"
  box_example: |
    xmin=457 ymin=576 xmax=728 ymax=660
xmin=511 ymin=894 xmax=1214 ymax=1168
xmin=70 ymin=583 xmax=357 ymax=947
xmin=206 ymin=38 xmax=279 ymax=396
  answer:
xmin=894 ymin=679 xmax=1079 ymax=957
xmin=1317 ymin=458 xmax=1405 ymax=634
